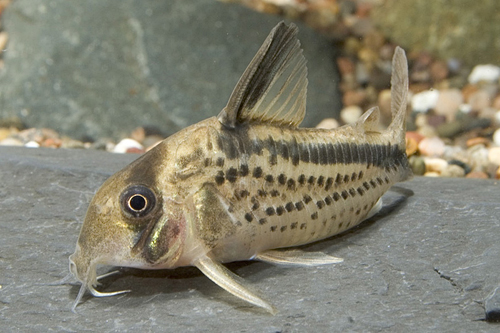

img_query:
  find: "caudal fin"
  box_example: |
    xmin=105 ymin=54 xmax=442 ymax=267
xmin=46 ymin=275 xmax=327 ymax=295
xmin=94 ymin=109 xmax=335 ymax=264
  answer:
xmin=387 ymin=47 xmax=409 ymax=150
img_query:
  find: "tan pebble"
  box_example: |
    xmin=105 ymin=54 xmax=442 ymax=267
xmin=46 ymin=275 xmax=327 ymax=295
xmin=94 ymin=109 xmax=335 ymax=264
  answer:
xmin=417 ymin=125 xmax=437 ymax=139
xmin=466 ymin=171 xmax=489 ymax=179
xmin=415 ymin=113 xmax=428 ymax=128
xmin=488 ymin=147 xmax=500 ymax=166
xmin=418 ymin=136 xmax=445 ymax=157
xmin=406 ymin=137 xmax=418 ymax=156
xmin=469 ymin=90 xmax=492 ymax=111
xmin=424 ymin=157 xmax=448 ymax=173
xmin=492 ymin=95 xmax=500 ymax=109
xmin=0 ymin=128 xmax=15 ymax=141
xmin=406 ymin=131 xmax=425 ymax=143
xmin=340 ymin=105 xmax=362 ymax=124
xmin=0 ymin=137 xmax=23 ymax=146
xmin=466 ymin=137 xmax=490 ymax=148
xmin=441 ymin=164 xmax=465 ymax=178
xmin=496 ymin=167 xmax=500 ymax=179
xmin=424 ymin=171 xmax=440 ymax=177
xmin=434 ymin=88 xmax=463 ymax=121
xmin=316 ymin=118 xmax=339 ymax=130
xmin=61 ymin=138 xmax=85 ymax=149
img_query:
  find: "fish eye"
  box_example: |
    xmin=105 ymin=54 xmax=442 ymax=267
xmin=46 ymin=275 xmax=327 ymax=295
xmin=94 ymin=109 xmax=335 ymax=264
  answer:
xmin=120 ymin=185 xmax=156 ymax=218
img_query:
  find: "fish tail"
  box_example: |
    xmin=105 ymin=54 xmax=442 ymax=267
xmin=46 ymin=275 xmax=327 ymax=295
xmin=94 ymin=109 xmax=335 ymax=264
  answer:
xmin=387 ymin=46 xmax=409 ymax=152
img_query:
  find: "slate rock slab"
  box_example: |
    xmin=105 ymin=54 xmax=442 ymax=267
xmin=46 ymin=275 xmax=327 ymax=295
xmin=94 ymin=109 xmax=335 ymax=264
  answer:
xmin=1 ymin=146 xmax=499 ymax=332
xmin=0 ymin=0 xmax=341 ymax=141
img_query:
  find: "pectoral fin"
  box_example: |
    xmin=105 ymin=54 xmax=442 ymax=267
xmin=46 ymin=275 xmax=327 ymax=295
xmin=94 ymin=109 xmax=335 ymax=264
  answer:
xmin=256 ymin=249 xmax=343 ymax=266
xmin=193 ymin=256 xmax=277 ymax=315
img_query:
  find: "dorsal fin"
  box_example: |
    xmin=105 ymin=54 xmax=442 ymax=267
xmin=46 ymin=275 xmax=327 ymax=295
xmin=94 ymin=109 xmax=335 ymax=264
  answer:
xmin=388 ymin=46 xmax=409 ymax=141
xmin=354 ymin=106 xmax=381 ymax=133
xmin=217 ymin=22 xmax=308 ymax=129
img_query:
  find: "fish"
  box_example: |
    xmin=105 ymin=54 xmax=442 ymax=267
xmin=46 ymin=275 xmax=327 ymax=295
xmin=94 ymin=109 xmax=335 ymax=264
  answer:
xmin=68 ymin=21 xmax=412 ymax=314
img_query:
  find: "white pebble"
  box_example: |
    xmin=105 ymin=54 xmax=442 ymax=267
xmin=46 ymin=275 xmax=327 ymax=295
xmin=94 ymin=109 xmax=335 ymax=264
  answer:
xmin=113 ymin=138 xmax=143 ymax=154
xmin=488 ymin=147 xmax=500 ymax=166
xmin=411 ymin=89 xmax=440 ymax=113
xmin=316 ymin=118 xmax=339 ymax=130
xmin=468 ymin=64 xmax=500 ymax=84
xmin=340 ymin=105 xmax=363 ymax=124
xmin=25 ymin=141 xmax=40 ymax=148
xmin=493 ymin=128 xmax=500 ymax=146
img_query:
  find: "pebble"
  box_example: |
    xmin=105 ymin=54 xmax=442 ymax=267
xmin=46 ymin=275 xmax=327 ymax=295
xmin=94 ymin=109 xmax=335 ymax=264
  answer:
xmin=468 ymin=90 xmax=492 ymax=111
xmin=467 ymin=144 xmax=490 ymax=172
xmin=466 ymin=137 xmax=490 ymax=148
xmin=405 ymin=137 xmax=418 ymax=156
xmin=25 ymin=141 xmax=40 ymax=148
xmin=434 ymin=89 xmax=463 ymax=121
xmin=409 ymin=155 xmax=426 ymax=175
xmin=466 ymin=171 xmax=489 ymax=179
xmin=418 ymin=136 xmax=445 ymax=157
xmin=316 ymin=118 xmax=339 ymax=130
xmin=0 ymin=137 xmax=23 ymax=146
xmin=113 ymin=138 xmax=144 ymax=154
xmin=340 ymin=105 xmax=362 ymax=124
xmin=406 ymin=131 xmax=425 ymax=143
xmin=468 ymin=64 xmax=500 ymax=84
xmin=448 ymin=159 xmax=471 ymax=174
xmin=488 ymin=147 xmax=500 ymax=166
xmin=493 ymin=128 xmax=500 ymax=146
xmin=485 ymin=286 xmax=500 ymax=322
xmin=440 ymin=164 xmax=465 ymax=178
xmin=424 ymin=157 xmax=448 ymax=173
xmin=343 ymin=90 xmax=366 ymax=106
xmin=411 ymin=89 xmax=439 ymax=113
xmin=430 ymin=60 xmax=449 ymax=82
xmin=377 ymin=88 xmax=392 ymax=118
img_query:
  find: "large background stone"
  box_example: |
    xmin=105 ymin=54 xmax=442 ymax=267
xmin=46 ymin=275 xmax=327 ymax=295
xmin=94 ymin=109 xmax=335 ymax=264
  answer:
xmin=372 ymin=0 xmax=500 ymax=67
xmin=1 ymin=146 xmax=499 ymax=331
xmin=0 ymin=0 xmax=341 ymax=141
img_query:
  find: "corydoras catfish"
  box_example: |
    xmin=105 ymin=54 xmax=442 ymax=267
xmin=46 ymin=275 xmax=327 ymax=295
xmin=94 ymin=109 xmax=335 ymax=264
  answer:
xmin=69 ymin=21 xmax=412 ymax=314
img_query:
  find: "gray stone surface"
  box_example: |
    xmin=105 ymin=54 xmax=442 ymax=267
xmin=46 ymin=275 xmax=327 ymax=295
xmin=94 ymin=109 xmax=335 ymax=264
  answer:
xmin=0 ymin=0 xmax=341 ymax=141
xmin=1 ymin=146 xmax=500 ymax=331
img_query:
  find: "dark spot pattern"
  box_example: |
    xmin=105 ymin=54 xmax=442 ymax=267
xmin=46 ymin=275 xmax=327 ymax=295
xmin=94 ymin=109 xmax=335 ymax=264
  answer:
xmin=259 ymin=218 xmax=267 ymax=225
xmin=253 ymin=167 xmax=263 ymax=178
xmin=244 ymin=213 xmax=253 ymax=222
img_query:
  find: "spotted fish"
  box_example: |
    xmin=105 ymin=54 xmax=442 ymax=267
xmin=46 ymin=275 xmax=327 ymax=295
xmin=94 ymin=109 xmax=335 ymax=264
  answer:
xmin=69 ymin=21 xmax=412 ymax=314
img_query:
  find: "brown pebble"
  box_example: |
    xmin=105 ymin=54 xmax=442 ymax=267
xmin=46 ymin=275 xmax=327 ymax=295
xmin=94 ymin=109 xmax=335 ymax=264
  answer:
xmin=496 ymin=167 xmax=500 ymax=180
xmin=41 ymin=137 xmax=62 ymax=148
xmin=406 ymin=131 xmax=425 ymax=143
xmin=469 ymin=90 xmax=492 ymax=112
xmin=427 ymin=115 xmax=447 ymax=128
xmin=466 ymin=171 xmax=489 ymax=179
xmin=461 ymin=84 xmax=479 ymax=103
xmin=406 ymin=137 xmax=418 ymax=156
xmin=342 ymin=90 xmax=367 ymax=106
xmin=337 ymin=57 xmax=355 ymax=75
xmin=126 ymin=147 xmax=145 ymax=154
xmin=430 ymin=60 xmax=449 ymax=82
xmin=466 ymin=137 xmax=490 ymax=148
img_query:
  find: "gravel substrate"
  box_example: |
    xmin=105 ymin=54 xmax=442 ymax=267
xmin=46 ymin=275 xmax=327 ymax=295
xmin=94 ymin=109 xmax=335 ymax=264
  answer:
xmin=1 ymin=0 xmax=500 ymax=179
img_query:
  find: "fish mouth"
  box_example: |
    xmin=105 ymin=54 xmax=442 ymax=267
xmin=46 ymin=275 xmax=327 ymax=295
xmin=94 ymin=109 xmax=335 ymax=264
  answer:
xmin=68 ymin=252 xmax=130 ymax=312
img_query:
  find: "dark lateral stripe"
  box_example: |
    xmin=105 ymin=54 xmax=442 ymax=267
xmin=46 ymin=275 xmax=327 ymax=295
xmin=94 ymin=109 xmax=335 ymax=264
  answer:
xmin=217 ymin=129 xmax=407 ymax=169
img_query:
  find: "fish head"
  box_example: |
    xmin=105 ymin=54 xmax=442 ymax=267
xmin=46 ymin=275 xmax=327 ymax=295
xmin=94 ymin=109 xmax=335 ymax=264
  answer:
xmin=69 ymin=143 xmax=188 ymax=300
